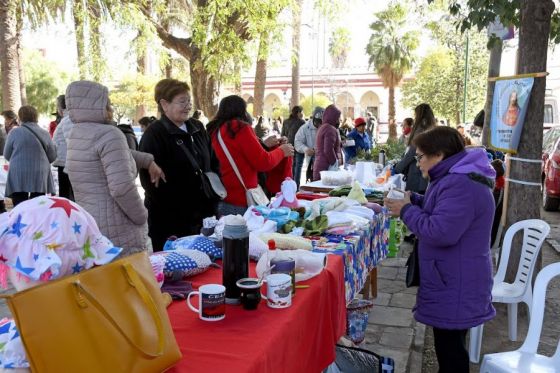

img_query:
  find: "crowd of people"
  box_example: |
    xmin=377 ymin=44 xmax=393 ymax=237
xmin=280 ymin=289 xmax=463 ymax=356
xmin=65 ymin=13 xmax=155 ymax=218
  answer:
xmin=0 ymin=78 xmax=505 ymax=373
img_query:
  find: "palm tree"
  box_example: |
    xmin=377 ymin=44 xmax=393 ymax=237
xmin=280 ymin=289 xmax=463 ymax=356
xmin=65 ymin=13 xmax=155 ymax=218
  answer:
xmin=329 ymin=27 xmax=351 ymax=69
xmin=0 ymin=0 xmax=22 ymax=111
xmin=365 ymin=3 xmax=418 ymax=140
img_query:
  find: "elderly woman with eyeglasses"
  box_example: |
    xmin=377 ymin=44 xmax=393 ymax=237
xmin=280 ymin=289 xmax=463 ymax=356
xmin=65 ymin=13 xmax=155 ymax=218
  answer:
xmin=385 ymin=126 xmax=496 ymax=373
xmin=139 ymin=79 xmax=220 ymax=251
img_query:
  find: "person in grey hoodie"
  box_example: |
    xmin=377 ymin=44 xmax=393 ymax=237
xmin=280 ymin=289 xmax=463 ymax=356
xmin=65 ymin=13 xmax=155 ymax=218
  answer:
xmin=294 ymin=106 xmax=324 ymax=186
xmin=385 ymin=126 xmax=496 ymax=373
xmin=52 ymin=95 xmax=75 ymax=201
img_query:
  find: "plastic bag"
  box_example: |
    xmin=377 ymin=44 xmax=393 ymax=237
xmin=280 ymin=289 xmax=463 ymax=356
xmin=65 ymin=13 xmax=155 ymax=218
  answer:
xmin=256 ymin=249 xmax=326 ymax=282
xmin=320 ymin=170 xmax=353 ymax=186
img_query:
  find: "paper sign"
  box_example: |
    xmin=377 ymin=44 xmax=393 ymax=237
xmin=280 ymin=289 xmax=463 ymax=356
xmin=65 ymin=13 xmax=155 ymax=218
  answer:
xmin=490 ymin=77 xmax=534 ymax=153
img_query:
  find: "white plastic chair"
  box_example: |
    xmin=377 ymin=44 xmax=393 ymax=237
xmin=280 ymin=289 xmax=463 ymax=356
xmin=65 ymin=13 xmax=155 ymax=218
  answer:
xmin=469 ymin=219 xmax=551 ymax=363
xmin=480 ymin=262 xmax=560 ymax=372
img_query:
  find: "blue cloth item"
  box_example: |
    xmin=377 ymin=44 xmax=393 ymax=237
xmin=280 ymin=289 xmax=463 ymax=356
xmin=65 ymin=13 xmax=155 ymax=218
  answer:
xmin=165 ymin=235 xmax=222 ymax=259
xmin=253 ymin=206 xmax=299 ymax=229
xmin=344 ymin=129 xmax=372 ymax=160
xmin=400 ymin=148 xmax=496 ymax=330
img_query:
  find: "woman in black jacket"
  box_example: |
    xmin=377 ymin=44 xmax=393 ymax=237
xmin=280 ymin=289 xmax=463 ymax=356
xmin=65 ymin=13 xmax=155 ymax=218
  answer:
xmin=393 ymin=103 xmax=437 ymax=194
xmin=139 ymin=79 xmax=220 ymax=251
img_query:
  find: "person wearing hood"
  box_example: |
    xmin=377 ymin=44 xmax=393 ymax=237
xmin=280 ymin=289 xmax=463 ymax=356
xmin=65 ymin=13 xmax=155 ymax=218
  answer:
xmin=313 ymin=104 xmax=342 ymax=181
xmin=65 ymin=80 xmax=165 ymax=256
xmin=343 ymin=117 xmax=372 ymax=161
xmin=384 ymin=126 xmax=496 ymax=373
xmin=294 ymin=106 xmax=324 ymax=186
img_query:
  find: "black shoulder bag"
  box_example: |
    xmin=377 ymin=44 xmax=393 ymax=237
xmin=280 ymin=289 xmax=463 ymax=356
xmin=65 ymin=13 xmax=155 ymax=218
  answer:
xmin=176 ymin=138 xmax=226 ymax=201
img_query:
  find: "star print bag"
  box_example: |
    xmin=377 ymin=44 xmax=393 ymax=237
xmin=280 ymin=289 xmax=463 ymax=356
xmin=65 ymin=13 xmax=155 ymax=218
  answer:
xmin=0 ymin=251 xmax=182 ymax=373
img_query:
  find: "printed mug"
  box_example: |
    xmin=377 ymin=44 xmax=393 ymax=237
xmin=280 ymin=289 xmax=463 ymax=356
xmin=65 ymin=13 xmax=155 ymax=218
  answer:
xmin=261 ymin=273 xmax=292 ymax=309
xmin=187 ymin=284 xmax=226 ymax=321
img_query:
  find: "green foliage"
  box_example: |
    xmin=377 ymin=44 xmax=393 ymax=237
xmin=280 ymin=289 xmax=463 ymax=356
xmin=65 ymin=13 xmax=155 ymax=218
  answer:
xmin=365 ymin=3 xmax=419 ymax=89
xmin=402 ymin=16 xmax=489 ymax=124
xmin=109 ymin=74 xmax=158 ymax=123
xmin=272 ymin=106 xmax=290 ymax=120
xmin=23 ymin=50 xmax=71 ymax=116
xmin=429 ymin=0 xmax=560 ymax=45
xmin=350 ymin=139 xmax=406 ymax=164
xmin=300 ymin=95 xmax=332 ymax=117
xmin=329 ymin=27 xmax=351 ymax=68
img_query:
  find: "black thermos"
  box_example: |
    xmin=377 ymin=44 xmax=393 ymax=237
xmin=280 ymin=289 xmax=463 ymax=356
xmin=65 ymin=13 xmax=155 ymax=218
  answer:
xmin=222 ymin=221 xmax=249 ymax=304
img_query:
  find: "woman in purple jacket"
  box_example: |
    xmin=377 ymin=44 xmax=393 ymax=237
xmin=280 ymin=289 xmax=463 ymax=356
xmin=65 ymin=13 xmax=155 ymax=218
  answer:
xmin=385 ymin=126 xmax=496 ymax=373
xmin=313 ymin=104 xmax=342 ymax=181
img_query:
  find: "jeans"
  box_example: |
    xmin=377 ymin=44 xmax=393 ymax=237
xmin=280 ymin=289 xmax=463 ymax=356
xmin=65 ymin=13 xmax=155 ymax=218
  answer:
xmin=293 ymin=152 xmax=305 ymax=189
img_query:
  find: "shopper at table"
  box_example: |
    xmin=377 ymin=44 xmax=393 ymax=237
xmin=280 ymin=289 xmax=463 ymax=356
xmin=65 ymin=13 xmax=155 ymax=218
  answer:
xmin=139 ymin=78 xmax=217 ymax=251
xmin=207 ymin=95 xmax=294 ymax=216
xmin=313 ymin=104 xmax=342 ymax=181
xmin=393 ymin=103 xmax=437 ymax=194
xmin=295 ymin=106 xmax=324 ymax=186
xmin=343 ymin=117 xmax=372 ymax=161
xmin=384 ymin=126 xmax=496 ymax=373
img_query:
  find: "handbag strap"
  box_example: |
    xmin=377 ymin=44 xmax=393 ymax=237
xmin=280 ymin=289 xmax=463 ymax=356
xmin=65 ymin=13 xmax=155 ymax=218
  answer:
xmin=72 ymin=263 xmax=165 ymax=358
xmin=217 ymin=128 xmax=248 ymax=191
xmin=21 ymin=124 xmax=49 ymax=157
xmin=176 ymin=138 xmax=204 ymax=176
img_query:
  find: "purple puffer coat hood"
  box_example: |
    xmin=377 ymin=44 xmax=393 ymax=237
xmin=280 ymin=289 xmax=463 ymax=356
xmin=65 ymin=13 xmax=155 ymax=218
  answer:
xmin=322 ymin=104 xmax=341 ymax=127
xmin=401 ymin=148 xmax=496 ymax=330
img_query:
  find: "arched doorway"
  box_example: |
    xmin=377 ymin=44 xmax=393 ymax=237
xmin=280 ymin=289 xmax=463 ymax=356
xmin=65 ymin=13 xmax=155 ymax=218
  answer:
xmin=264 ymin=93 xmax=282 ymax=118
xmin=335 ymin=92 xmax=356 ymax=119
xmin=360 ymin=91 xmax=380 ymax=119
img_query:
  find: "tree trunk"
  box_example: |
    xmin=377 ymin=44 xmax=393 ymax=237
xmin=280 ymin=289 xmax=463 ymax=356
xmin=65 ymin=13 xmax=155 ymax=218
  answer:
xmin=290 ymin=0 xmax=303 ymax=108
xmin=0 ymin=0 xmax=21 ymax=111
xmin=16 ymin=6 xmax=26 ymax=105
xmin=388 ymin=86 xmax=397 ymax=140
xmin=165 ymin=57 xmax=173 ymax=78
xmin=73 ymin=0 xmax=88 ymax=79
xmin=481 ymin=40 xmax=503 ymax=147
xmin=135 ymin=29 xmax=148 ymax=121
xmin=253 ymin=32 xmax=269 ymax=117
xmin=233 ymin=61 xmax=242 ymax=95
xmin=504 ymin=0 xmax=554 ymax=282
xmin=89 ymin=3 xmax=104 ymax=81
xmin=190 ymin=48 xmax=219 ymax=118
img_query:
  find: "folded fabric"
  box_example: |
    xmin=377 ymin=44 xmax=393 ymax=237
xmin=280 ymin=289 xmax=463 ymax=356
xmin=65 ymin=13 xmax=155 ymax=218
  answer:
xmin=347 ymin=181 xmax=368 ymax=204
xmin=326 ymin=211 xmax=354 ymax=228
xmin=295 ymin=193 xmax=329 ymax=201
xmin=343 ymin=206 xmax=375 ymax=221
xmin=306 ymin=197 xmax=352 ymax=221
xmin=282 ymin=215 xmax=329 ymax=237
xmin=0 ymin=318 xmax=28 ymax=369
xmin=249 ymin=232 xmax=269 ymax=260
xmin=161 ymin=280 xmax=194 ymax=300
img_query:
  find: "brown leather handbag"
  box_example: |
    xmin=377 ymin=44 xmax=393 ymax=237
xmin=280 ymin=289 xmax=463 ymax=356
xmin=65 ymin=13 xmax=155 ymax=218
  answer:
xmin=1 ymin=252 xmax=182 ymax=372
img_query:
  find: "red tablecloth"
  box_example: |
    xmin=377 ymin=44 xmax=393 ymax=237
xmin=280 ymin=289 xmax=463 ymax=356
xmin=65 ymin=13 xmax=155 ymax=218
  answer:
xmin=167 ymin=255 xmax=346 ymax=373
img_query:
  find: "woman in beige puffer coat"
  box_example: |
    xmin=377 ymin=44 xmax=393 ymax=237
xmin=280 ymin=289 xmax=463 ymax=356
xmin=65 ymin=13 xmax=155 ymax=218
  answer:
xmin=65 ymin=81 xmax=163 ymax=255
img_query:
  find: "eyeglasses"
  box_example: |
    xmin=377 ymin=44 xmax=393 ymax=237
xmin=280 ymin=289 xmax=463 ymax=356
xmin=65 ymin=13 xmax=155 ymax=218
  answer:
xmin=169 ymin=99 xmax=191 ymax=107
xmin=414 ymin=153 xmax=425 ymax=162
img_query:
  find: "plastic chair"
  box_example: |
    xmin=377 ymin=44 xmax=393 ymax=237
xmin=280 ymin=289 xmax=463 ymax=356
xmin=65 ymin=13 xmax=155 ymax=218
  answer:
xmin=469 ymin=219 xmax=551 ymax=363
xmin=480 ymin=262 xmax=560 ymax=372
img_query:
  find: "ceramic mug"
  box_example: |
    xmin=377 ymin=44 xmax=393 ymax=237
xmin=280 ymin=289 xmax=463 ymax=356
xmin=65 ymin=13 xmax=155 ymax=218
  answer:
xmin=187 ymin=284 xmax=226 ymax=321
xmin=261 ymin=273 xmax=292 ymax=309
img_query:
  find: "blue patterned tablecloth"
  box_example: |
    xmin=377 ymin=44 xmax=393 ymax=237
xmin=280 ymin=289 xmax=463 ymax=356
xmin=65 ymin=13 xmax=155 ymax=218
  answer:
xmin=311 ymin=213 xmax=390 ymax=303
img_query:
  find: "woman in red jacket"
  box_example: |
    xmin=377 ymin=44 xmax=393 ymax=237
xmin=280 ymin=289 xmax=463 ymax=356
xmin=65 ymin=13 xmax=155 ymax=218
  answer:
xmin=207 ymin=95 xmax=294 ymax=216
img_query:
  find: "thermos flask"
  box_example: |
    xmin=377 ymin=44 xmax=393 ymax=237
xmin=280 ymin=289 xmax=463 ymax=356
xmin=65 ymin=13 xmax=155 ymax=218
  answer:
xmin=222 ymin=219 xmax=249 ymax=305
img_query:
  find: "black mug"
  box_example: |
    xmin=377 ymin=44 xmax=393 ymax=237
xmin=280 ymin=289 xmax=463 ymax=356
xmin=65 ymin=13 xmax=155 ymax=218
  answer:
xmin=236 ymin=278 xmax=262 ymax=310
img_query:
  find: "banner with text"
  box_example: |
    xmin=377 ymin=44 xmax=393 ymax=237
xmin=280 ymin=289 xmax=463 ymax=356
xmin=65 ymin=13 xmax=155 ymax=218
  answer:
xmin=490 ymin=77 xmax=534 ymax=153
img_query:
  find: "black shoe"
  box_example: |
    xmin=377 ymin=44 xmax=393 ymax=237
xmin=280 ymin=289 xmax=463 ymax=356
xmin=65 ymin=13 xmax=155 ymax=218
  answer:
xmin=0 ymin=200 xmax=6 ymax=214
